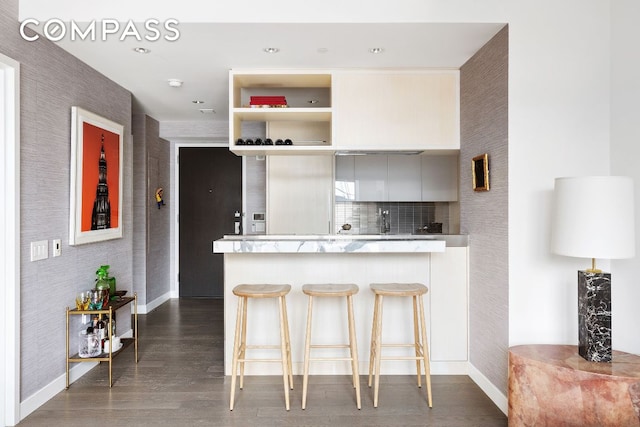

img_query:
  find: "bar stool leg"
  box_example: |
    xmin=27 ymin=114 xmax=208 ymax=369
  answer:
xmin=282 ymin=295 xmax=294 ymax=389
xmin=239 ymin=296 xmax=248 ymax=390
xmin=412 ymin=295 xmax=422 ymax=388
xmin=347 ymin=294 xmax=361 ymax=409
xmin=368 ymin=293 xmax=380 ymax=388
xmin=373 ymin=294 xmax=384 ymax=408
xmin=278 ymin=295 xmax=291 ymax=411
xmin=302 ymin=295 xmax=314 ymax=409
xmin=230 ymin=296 xmax=244 ymax=410
xmin=418 ymin=294 xmax=432 ymax=407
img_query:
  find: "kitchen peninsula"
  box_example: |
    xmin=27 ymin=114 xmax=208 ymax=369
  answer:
xmin=213 ymin=234 xmax=469 ymax=376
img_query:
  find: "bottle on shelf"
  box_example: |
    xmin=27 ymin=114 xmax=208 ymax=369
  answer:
xmin=96 ymin=316 xmax=106 ymax=350
xmin=95 ymin=266 xmax=111 ymax=307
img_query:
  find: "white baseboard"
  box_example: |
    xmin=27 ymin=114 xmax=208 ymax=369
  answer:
xmin=137 ymin=291 xmax=171 ymax=314
xmin=468 ymin=362 xmax=508 ymax=416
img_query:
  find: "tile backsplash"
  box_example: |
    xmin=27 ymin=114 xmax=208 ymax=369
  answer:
xmin=335 ymin=201 xmax=450 ymax=235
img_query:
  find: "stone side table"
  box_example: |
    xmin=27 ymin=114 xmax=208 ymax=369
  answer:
xmin=508 ymin=344 xmax=640 ymax=427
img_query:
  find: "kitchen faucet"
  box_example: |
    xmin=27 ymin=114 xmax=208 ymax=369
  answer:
xmin=381 ymin=210 xmax=390 ymax=233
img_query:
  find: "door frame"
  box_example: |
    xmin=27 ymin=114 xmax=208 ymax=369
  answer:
xmin=171 ymin=140 xmax=245 ymax=298
xmin=0 ymin=53 xmax=21 ymax=426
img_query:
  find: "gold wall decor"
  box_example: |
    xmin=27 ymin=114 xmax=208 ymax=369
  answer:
xmin=472 ymin=153 xmax=489 ymax=192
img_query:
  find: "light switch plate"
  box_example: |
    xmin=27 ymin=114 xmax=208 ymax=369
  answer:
xmin=52 ymin=239 xmax=61 ymax=257
xmin=30 ymin=240 xmax=48 ymax=261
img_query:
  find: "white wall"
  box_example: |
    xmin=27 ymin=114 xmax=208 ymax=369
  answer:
xmin=506 ymin=3 xmax=612 ymax=346
xmin=610 ymin=0 xmax=640 ymax=355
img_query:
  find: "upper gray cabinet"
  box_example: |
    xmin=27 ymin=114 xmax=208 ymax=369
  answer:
xmin=421 ymin=155 xmax=459 ymax=201
xmin=335 ymin=155 xmax=392 ymax=201
xmin=387 ymin=156 xmax=422 ymax=201
xmin=354 ymin=156 xmax=388 ymax=201
xmin=335 ymin=154 xmax=459 ymax=202
xmin=335 ymin=156 xmax=355 ymax=201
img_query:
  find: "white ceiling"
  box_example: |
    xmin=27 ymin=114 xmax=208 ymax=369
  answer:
xmin=54 ymin=22 xmax=505 ymax=122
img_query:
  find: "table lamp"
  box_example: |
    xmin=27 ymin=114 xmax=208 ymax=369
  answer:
xmin=551 ymin=176 xmax=635 ymax=362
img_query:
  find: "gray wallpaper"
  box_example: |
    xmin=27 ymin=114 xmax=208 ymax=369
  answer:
xmin=145 ymin=118 xmax=171 ymax=303
xmin=132 ymin=115 xmax=171 ymax=305
xmin=460 ymin=26 xmax=509 ymax=394
xmin=1 ymin=1 xmax=133 ymax=400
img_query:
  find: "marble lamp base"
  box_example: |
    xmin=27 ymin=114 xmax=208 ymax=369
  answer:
xmin=578 ymin=270 xmax=612 ymax=362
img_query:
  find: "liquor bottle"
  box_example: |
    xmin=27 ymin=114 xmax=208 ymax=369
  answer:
xmin=95 ymin=266 xmax=111 ymax=306
xmin=97 ymin=316 xmax=106 ymax=350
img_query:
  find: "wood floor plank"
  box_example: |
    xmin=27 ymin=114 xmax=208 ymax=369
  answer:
xmin=18 ymin=299 xmax=507 ymax=426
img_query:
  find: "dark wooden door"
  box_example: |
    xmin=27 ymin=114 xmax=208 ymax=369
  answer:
xmin=179 ymin=147 xmax=242 ymax=297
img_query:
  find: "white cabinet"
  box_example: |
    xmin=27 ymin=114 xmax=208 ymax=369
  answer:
xmin=229 ymin=69 xmax=459 ymax=155
xmin=266 ymin=155 xmax=333 ymax=234
xmin=333 ymin=70 xmax=459 ymax=151
xmin=387 ymin=156 xmax=422 ymax=201
xmin=429 ymin=247 xmax=468 ymax=362
xmin=354 ymin=156 xmax=387 ymax=201
xmin=229 ymin=70 xmax=333 ymax=155
xmin=421 ymin=155 xmax=459 ymax=201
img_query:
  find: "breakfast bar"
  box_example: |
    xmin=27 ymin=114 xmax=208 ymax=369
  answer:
xmin=213 ymin=234 xmax=469 ymax=376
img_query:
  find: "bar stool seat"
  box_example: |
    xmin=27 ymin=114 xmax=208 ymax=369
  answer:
xmin=229 ymin=284 xmax=293 ymax=411
xmin=302 ymin=283 xmax=361 ymax=410
xmin=368 ymin=282 xmax=432 ymax=408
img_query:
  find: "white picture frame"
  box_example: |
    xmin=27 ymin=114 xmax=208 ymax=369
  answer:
xmin=69 ymin=106 xmax=124 ymax=245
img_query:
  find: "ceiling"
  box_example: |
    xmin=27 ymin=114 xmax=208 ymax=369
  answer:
xmin=54 ymin=22 xmax=505 ymax=122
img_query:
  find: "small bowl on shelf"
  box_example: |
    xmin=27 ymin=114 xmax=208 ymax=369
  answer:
xmin=111 ymin=290 xmax=128 ymax=301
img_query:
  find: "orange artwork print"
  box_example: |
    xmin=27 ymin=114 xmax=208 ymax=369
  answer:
xmin=80 ymin=122 xmax=120 ymax=232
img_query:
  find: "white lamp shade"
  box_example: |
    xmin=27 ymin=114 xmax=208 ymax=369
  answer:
xmin=551 ymin=176 xmax=635 ymax=260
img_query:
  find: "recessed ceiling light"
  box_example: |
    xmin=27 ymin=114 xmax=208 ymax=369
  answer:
xmin=133 ymin=47 xmax=150 ymax=54
xmin=168 ymin=79 xmax=183 ymax=88
xmin=369 ymin=47 xmax=384 ymax=54
xmin=263 ymin=47 xmax=280 ymax=54
xmin=199 ymin=108 xmax=216 ymax=114
xmin=317 ymin=48 xmax=328 ymax=54
xmin=192 ymin=100 xmax=205 ymax=104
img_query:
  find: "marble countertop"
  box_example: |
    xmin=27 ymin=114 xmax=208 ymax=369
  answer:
xmin=213 ymin=234 xmax=467 ymax=254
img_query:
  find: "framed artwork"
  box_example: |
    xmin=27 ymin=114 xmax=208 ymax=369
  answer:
xmin=69 ymin=107 xmax=124 ymax=245
xmin=472 ymin=153 xmax=490 ymax=192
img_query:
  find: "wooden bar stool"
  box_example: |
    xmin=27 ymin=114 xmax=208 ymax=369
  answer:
xmin=229 ymin=284 xmax=293 ymax=411
xmin=368 ymin=282 xmax=432 ymax=408
xmin=301 ymin=284 xmax=361 ymax=410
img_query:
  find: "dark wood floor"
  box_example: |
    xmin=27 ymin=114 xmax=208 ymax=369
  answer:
xmin=18 ymin=298 xmax=507 ymax=426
